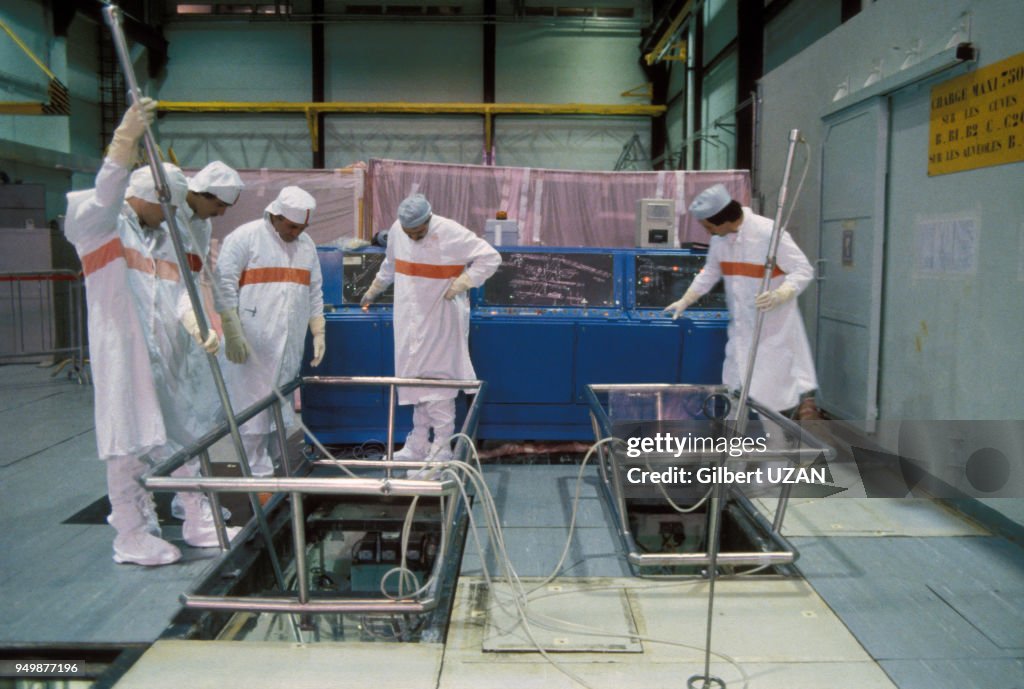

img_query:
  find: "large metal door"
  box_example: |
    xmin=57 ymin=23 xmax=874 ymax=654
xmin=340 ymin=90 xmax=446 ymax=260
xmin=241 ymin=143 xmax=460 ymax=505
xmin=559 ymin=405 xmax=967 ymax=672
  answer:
xmin=816 ymin=99 xmax=888 ymax=427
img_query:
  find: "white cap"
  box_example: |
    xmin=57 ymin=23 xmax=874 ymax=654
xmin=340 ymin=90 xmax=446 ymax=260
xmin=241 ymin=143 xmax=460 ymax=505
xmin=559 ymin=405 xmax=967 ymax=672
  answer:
xmin=188 ymin=161 xmax=244 ymax=204
xmin=127 ymin=163 xmax=188 ymax=209
xmin=267 ymin=186 xmax=316 ymax=225
xmin=688 ymin=183 xmax=732 ymax=220
xmin=398 ymin=193 xmax=432 ymax=228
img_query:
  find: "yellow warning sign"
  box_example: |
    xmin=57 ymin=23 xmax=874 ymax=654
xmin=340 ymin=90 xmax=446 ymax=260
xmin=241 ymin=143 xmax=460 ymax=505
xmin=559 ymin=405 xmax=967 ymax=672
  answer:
xmin=928 ymin=51 xmax=1024 ymax=176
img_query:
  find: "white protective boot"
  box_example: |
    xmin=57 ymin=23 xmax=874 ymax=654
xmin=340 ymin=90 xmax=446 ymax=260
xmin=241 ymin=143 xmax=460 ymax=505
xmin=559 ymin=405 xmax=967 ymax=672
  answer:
xmin=171 ymin=493 xmax=231 ymax=522
xmin=426 ymin=398 xmax=456 ymax=462
xmin=407 ymin=399 xmax=455 ymax=478
xmin=107 ymin=456 xmax=181 ymax=566
xmin=172 ymin=462 xmax=241 ymax=548
xmin=394 ymin=403 xmax=431 ymax=461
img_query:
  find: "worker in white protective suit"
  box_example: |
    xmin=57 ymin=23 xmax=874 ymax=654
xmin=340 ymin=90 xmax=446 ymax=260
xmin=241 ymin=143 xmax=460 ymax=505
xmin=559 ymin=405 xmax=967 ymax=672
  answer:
xmin=166 ymin=160 xmax=245 ymax=524
xmin=64 ymin=101 xmax=235 ymax=565
xmin=360 ymin=194 xmax=501 ymax=467
xmin=124 ymin=164 xmax=242 ymax=548
xmin=663 ymin=184 xmax=817 ymax=412
xmin=216 ymin=186 xmax=326 ymax=480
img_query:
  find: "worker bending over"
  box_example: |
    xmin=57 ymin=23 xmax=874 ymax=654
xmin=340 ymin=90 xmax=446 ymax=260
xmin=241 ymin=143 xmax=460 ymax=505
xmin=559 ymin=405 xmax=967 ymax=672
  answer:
xmin=664 ymin=184 xmax=817 ymax=413
xmin=216 ymin=186 xmax=326 ymax=479
xmin=361 ymin=194 xmax=501 ymax=466
xmin=168 ymin=161 xmax=244 ymax=523
xmin=64 ymin=101 xmax=237 ymax=566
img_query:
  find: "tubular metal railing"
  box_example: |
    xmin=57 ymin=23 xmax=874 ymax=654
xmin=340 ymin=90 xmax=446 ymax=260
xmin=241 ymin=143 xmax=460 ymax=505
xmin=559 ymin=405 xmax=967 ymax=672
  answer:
xmin=0 ymin=269 xmax=87 ymax=382
xmin=585 ymin=383 xmax=834 ymax=570
xmin=144 ymin=375 xmax=484 ymax=616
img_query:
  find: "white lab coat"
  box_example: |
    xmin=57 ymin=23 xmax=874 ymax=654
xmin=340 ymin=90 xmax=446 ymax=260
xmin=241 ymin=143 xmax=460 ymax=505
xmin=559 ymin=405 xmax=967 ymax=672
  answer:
xmin=374 ymin=214 xmax=501 ymax=405
xmin=688 ymin=208 xmax=817 ymax=411
xmin=217 ymin=213 xmax=324 ymax=434
xmin=64 ymin=159 xmax=166 ymax=459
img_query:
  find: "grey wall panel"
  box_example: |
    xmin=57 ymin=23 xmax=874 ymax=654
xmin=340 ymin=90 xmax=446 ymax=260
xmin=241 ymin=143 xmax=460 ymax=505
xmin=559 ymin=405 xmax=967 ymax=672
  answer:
xmin=758 ymin=0 xmax=1024 ymax=423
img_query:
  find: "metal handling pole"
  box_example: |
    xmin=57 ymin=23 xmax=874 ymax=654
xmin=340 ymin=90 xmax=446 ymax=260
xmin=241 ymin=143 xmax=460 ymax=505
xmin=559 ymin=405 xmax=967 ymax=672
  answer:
xmin=688 ymin=129 xmax=804 ymax=689
xmin=101 ymin=5 xmax=290 ymax=599
xmin=733 ymin=128 xmax=802 ymax=434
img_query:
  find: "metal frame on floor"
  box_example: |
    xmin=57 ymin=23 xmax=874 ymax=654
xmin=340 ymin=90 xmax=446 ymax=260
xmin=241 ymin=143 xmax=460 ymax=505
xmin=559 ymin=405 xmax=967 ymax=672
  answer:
xmin=142 ymin=375 xmax=485 ymax=616
xmin=585 ymin=383 xmax=835 ymax=570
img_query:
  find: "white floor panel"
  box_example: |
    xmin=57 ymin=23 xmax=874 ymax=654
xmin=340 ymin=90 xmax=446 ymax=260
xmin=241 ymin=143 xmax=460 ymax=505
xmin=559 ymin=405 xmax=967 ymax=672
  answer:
xmin=442 ymin=577 xmax=895 ymax=688
xmin=482 ymin=582 xmax=642 ymax=653
xmin=439 ymin=659 xmax=897 ymax=689
xmin=116 ymin=639 xmax=444 ymax=689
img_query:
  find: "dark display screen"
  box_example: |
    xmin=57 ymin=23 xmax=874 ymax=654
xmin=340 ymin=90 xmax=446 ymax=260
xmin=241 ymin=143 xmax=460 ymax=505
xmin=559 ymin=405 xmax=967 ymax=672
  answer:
xmin=341 ymin=252 xmax=394 ymax=305
xmin=634 ymin=254 xmax=726 ymax=310
xmin=480 ymin=251 xmax=616 ymax=308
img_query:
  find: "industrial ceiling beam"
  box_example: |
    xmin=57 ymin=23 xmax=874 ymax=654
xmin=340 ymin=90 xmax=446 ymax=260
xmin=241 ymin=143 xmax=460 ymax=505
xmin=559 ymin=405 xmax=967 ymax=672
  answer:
xmin=643 ymin=0 xmax=693 ymax=66
xmin=0 ymin=17 xmax=70 ymax=115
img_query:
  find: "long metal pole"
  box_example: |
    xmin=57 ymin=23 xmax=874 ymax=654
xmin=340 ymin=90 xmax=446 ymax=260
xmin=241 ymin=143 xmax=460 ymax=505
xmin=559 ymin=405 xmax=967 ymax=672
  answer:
xmin=689 ymin=129 xmax=803 ymax=689
xmin=101 ymin=4 xmax=286 ymax=590
xmin=733 ymin=128 xmax=802 ymax=433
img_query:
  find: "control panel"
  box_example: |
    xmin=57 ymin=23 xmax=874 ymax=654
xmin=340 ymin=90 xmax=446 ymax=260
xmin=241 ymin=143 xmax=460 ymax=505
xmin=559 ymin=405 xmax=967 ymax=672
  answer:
xmin=478 ymin=250 xmax=619 ymax=312
xmin=633 ymin=252 xmax=726 ymax=311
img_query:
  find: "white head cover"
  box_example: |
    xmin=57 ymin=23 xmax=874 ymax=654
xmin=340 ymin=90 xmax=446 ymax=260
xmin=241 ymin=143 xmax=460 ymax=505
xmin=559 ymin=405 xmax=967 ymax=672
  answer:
xmin=688 ymin=183 xmax=732 ymax=220
xmin=398 ymin=193 xmax=432 ymax=228
xmin=188 ymin=161 xmax=244 ymax=204
xmin=127 ymin=163 xmax=188 ymax=210
xmin=267 ymin=186 xmax=316 ymax=225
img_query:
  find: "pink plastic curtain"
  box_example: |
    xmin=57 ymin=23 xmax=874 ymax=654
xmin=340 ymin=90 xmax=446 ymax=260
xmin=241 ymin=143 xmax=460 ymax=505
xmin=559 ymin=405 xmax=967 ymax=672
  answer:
xmin=368 ymin=158 xmax=751 ymax=247
xmin=188 ymin=166 xmax=365 ymax=246
xmin=189 ymin=161 xmax=750 ymax=249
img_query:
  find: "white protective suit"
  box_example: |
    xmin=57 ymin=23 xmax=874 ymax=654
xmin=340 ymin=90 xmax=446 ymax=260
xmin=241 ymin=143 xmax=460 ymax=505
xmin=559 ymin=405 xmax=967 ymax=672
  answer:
xmin=65 ymin=159 xmax=184 ymax=564
xmin=686 ymin=208 xmax=817 ymax=411
xmin=144 ymin=188 xmax=224 ymax=457
xmin=217 ymin=207 xmax=324 ymax=475
xmin=376 ymin=214 xmax=501 ymax=405
xmin=65 ymin=160 xmax=167 ymax=460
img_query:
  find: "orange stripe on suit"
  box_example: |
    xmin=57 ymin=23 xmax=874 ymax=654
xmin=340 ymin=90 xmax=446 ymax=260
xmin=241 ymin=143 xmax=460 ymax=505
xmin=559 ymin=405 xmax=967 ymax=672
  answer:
xmin=720 ymin=261 xmax=785 ymax=279
xmin=238 ymin=267 xmax=312 ymax=287
xmin=395 ymin=258 xmax=465 ymax=280
xmin=81 ymin=238 xmax=125 ymax=276
xmin=83 ymin=238 xmax=198 ymax=283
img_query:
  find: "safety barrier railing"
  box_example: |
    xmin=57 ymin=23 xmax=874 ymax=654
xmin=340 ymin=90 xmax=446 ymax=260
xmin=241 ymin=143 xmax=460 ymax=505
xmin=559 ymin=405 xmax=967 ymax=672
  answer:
xmin=585 ymin=383 xmax=835 ymax=570
xmin=144 ymin=375 xmax=484 ymax=616
xmin=0 ymin=269 xmax=87 ymax=382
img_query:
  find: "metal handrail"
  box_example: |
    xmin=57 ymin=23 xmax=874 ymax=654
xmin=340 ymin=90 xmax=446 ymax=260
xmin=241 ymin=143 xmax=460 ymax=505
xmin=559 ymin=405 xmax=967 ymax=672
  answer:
xmin=148 ymin=375 xmax=484 ymax=616
xmin=584 ymin=383 xmax=833 ymax=570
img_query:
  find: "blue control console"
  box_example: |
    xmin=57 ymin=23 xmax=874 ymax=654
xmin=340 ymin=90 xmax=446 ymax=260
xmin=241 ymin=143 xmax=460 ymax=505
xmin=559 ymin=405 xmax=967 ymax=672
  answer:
xmin=302 ymin=246 xmax=728 ymax=443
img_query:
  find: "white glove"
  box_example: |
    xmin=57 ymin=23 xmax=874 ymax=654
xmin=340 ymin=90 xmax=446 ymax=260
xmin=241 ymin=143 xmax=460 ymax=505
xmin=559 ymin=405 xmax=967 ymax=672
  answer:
xmin=755 ymin=282 xmax=797 ymax=311
xmin=360 ymin=277 xmax=388 ymax=309
xmin=219 ymin=309 xmax=250 ymax=364
xmin=443 ymin=273 xmax=474 ymax=301
xmin=309 ymin=315 xmax=326 ymax=367
xmin=107 ymin=97 xmax=157 ymax=168
xmin=181 ymin=308 xmax=219 ymax=354
xmin=663 ymin=287 xmax=701 ymax=320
